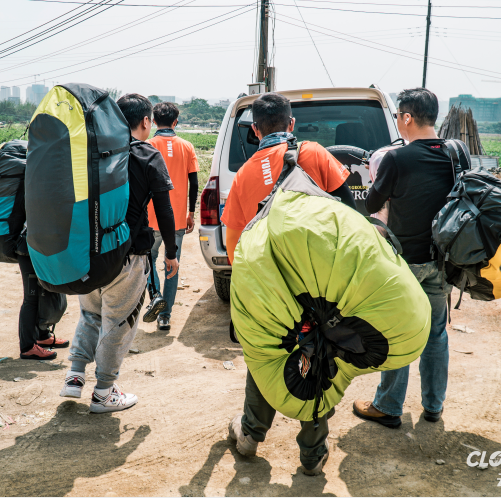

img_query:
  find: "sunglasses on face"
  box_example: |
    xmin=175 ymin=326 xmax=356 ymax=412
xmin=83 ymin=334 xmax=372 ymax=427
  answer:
xmin=393 ymin=111 xmax=412 ymax=119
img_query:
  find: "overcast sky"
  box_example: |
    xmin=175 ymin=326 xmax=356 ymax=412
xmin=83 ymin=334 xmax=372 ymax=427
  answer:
xmin=0 ymin=0 xmax=500 ymax=105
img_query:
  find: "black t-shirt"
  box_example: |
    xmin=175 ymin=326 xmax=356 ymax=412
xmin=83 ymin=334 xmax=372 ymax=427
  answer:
xmin=367 ymin=139 xmax=470 ymax=264
xmin=127 ymin=140 xmax=173 ymax=246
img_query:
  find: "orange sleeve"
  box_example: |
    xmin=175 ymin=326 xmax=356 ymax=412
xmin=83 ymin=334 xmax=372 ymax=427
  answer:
xmin=226 ymin=227 xmax=242 ymax=264
xmin=303 ymin=142 xmax=349 ymax=192
xmin=320 ymin=144 xmax=350 ymax=192
xmin=147 ymin=199 xmax=159 ymax=231
xmin=188 ymin=143 xmax=199 ymax=173
xmin=220 ymin=179 xmax=247 ymax=231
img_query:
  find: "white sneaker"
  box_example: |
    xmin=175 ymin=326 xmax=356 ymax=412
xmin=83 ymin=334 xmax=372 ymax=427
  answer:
xmin=90 ymin=383 xmax=138 ymax=414
xmin=228 ymin=414 xmax=258 ymax=457
xmin=60 ymin=370 xmax=85 ymax=398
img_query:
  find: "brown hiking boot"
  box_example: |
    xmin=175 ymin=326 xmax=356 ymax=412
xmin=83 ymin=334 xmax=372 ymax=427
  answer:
xmin=20 ymin=344 xmax=57 ymax=360
xmin=353 ymin=400 xmax=401 ymax=428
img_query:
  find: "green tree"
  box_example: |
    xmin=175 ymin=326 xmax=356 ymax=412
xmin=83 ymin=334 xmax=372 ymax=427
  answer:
xmin=0 ymin=101 xmax=37 ymax=123
xmin=188 ymin=98 xmax=211 ymax=115
xmin=148 ymin=95 xmax=161 ymax=105
xmin=105 ymin=88 xmax=122 ymax=101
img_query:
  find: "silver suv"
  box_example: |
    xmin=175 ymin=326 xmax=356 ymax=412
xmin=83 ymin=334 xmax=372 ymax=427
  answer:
xmin=199 ymin=86 xmax=399 ymax=301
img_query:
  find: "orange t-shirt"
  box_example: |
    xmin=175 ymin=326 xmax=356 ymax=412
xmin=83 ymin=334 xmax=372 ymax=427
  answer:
xmin=221 ymin=141 xmax=349 ymax=231
xmin=147 ymin=134 xmax=199 ymax=231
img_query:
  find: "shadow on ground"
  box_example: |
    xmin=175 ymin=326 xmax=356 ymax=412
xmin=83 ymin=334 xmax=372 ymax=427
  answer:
xmin=178 ymin=438 xmax=335 ymax=497
xmin=127 ymin=327 xmax=175 ymax=356
xmin=0 ymin=358 xmax=65 ymax=382
xmin=337 ymin=413 xmax=501 ymax=496
xmin=177 ymin=286 xmax=242 ymax=361
xmin=0 ymin=401 xmax=150 ymax=497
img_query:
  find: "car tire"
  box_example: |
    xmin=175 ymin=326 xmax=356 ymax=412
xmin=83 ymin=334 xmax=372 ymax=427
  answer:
xmin=214 ymin=272 xmax=231 ymax=302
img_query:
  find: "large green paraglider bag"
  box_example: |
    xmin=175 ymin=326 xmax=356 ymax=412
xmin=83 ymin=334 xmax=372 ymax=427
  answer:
xmin=231 ymin=162 xmax=431 ymax=422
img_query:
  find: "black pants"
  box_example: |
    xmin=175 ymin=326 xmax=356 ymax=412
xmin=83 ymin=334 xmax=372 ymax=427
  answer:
xmin=17 ymin=255 xmax=49 ymax=353
xmin=241 ymin=370 xmax=334 ymax=469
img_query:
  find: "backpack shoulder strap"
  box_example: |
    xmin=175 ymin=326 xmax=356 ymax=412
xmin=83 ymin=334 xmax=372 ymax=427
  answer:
xmin=443 ymin=139 xmax=464 ymax=183
xmin=452 ymin=139 xmax=472 ymax=170
xmin=257 ymin=138 xmax=299 ymax=212
xmin=128 ymin=140 xmax=154 ymax=244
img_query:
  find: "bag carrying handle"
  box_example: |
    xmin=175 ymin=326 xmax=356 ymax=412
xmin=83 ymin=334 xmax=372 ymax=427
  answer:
xmin=365 ymin=216 xmax=403 ymax=255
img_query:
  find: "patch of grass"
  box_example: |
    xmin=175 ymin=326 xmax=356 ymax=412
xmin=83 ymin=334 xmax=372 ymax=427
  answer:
xmin=176 ymin=132 xmax=218 ymax=150
xmin=481 ymin=135 xmax=501 ymax=161
xmin=195 ymin=148 xmax=213 ymax=193
xmin=0 ymin=124 xmax=27 ymax=143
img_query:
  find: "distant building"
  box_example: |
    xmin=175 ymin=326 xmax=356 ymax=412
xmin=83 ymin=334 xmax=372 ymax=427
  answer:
xmin=8 ymin=96 xmax=20 ymax=105
xmin=11 ymin=86 xmax=20 ymax=98
xmin=157 ymin=95 xmax=175 ymax=103
xmin=213 ymin=99 xmax=231 ymax=109
xmin=0 ymin=86 xmax=10 ymax=101
xmin=449 ymin=94 xmax=501 ymax=122
xmin=26 ymin=84 xmax=49 ymax=106
xmin=182 ymin=96 xmax=197 ymax=106
xmin=389 ymin=93 xmax=398 ymax=107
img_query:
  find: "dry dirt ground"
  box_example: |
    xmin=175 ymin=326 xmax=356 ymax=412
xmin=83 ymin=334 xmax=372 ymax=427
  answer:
xmin=0 ymin=233 xmax=500 ymax=497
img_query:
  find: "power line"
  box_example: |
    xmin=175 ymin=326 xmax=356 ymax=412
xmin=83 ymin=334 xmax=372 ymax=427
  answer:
xmin=0 ymin=0 xmax=193 ymax=74
xmin=275 ymin=15 xmax=501 ymax=80
xmin=438 ymin=36 xmax=482 ymax=98
xmin=28 ymin=0 xmax=501 ymax=6
xmin=293 ymin=0 xmax=501 ymax=7
xmin=28 ymin=0 xmax=249 ymax=5
xmin=27 ymin=0 xmax=501 ymax=18
xmin=273 ymin=3 xmax=501 ymax=19
xmin=0 ymin=0 xmax=123 ymax=61
xmin=277 ymin=12 xmax=501 ymax=77
xmin=0 ymin=0 xmax=111 ymax=56
xmin=0 ymin=0 xmax=92 ymax=47
xmin=0 ymin=32 xmax=425 ymax=66
xmin=293 ymin=0 xmax=334 ymax=86
xmin=0 ymin=5 xmax=256 ymax=87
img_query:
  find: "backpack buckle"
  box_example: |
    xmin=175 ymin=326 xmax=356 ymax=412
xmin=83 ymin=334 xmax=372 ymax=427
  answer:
xmin=101 ymin=151 xmax=111 ymax=159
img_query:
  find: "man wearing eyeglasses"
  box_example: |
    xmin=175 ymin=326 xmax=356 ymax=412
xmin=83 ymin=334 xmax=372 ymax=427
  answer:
xmin=353 ymin=87 xmax=471 ymax=428
xmin=222 ymin=92 xmax=355 ymax=264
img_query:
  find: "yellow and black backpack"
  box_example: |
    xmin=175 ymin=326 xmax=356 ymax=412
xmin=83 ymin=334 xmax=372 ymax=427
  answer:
xmin=26 ymin=83 xmax=131 ymax=295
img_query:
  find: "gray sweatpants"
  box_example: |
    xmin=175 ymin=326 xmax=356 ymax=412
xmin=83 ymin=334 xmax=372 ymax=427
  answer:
xmin=68 ymin=255 xmax=148 ymax=389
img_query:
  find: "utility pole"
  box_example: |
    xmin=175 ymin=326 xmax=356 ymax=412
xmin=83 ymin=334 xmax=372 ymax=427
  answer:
xmin=422 ymin=0 xmax=432 ymax=88
xmin=257 ymin=0 xmax=269 ymax=91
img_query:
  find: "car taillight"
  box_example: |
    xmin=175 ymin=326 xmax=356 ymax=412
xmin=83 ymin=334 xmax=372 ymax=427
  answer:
xmin=200 ymin=176 xmax=219 ymax=225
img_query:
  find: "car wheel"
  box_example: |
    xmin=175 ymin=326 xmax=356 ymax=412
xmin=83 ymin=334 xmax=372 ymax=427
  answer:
xmin=214 ymin=271 xmax=231 ymax=302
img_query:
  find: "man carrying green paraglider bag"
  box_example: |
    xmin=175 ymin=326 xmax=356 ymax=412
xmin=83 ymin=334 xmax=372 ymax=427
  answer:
xmin=228 ymin=143 xmax=431 ymax=476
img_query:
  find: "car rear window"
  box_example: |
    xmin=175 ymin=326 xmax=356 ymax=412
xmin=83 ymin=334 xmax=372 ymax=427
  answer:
xmin=228 ymin=100 xmax=391 ymax=173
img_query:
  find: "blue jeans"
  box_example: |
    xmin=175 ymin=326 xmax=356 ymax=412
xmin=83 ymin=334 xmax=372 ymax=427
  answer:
xmin=373 ymin=261 xmax=452 ymax=416
xmin=147 ymin=229 xmax=185 ymax=320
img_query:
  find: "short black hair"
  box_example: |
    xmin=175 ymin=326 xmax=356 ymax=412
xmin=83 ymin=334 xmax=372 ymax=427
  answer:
xmin=397 ymin=88 xmax=438 ymax=127
xmin=117 ymin=93 xmax=152 ymax=130
xmin=153 ymin=102 xmax=179 ymax=127
xmin=252 ymin=92 xmax=292 ymax=137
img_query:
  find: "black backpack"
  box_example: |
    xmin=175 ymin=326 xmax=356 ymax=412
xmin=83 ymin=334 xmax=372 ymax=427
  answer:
xmin=430 ymin=140 xmax=501 ymax=308
xmin=0 ymin=140 xmax=28 ymax=263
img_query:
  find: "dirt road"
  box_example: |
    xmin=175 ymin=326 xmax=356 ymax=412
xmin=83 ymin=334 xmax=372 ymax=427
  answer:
xmin=1 ymin=233 xmax=500 ymax=497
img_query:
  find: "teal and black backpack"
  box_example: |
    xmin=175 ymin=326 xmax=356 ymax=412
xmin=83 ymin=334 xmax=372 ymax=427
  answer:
xmin=0 ymin=140 xmax=28 ymax=264
xmin=26 ymin=83 xmax=131 ymax=295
